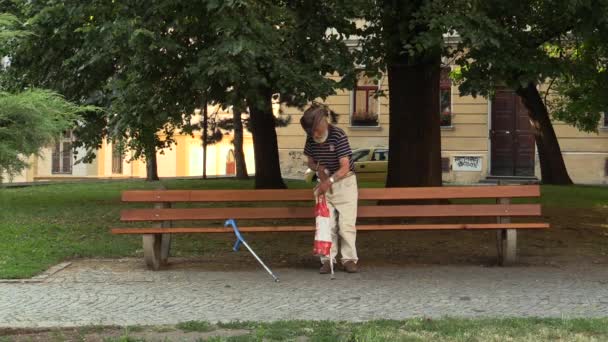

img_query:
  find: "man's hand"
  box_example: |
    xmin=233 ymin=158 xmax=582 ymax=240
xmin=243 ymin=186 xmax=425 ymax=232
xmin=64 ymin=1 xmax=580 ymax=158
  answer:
xmin=316 ymin=179 xmax=332 ymax=194
xmin=317 ymin=166 xmax=329 ymax=182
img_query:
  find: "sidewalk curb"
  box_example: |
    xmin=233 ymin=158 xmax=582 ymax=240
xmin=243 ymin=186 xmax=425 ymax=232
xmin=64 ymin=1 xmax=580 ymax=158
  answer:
xmin=0 ymin=262 xmax=72 ymax=284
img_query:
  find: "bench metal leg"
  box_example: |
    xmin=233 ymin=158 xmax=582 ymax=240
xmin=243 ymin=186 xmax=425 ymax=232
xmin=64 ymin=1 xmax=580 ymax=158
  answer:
xmin=143 ymin=234 xmax=162 ymax=270
xmin=496 ymin=197 xmax=517 ymax=266
xmin=143 ymin=201 xmax=172 ymax=270
xmin=497 ymin=229 xmax=517 ymax=266
xmin=159 ymin=201 xmax=172 ymax=266
xmin=160 ymin=233 xmax=171 ymax=266
xmin=496 ymin=230 xmax=504 ymax=262
xmin=503 ymin=229 xmax=517 ymax=265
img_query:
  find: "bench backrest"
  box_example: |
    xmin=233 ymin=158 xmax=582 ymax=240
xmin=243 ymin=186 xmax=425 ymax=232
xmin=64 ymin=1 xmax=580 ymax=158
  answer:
xmin=122 ymin=185 xmax=540 ymax=202
xmin=120 ymin=185 xmax=543 ymax=222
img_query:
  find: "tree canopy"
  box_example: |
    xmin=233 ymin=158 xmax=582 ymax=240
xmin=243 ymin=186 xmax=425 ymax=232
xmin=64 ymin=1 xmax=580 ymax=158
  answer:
xmin=194 ymin=0 xmax=356 ymax=188
xmin=435 ymin=0 xmax=608 ymax=184
xmin=6 ymin=0 xmax=358 ymax=186
xmin=0 ymin=13 xmax=96 ymax=182
xmin=354 ymin=0 xmax=445 ymax=188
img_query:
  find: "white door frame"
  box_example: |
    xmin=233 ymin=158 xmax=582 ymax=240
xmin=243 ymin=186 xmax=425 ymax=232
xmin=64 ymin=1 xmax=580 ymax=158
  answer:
xmin=487 ymin=98 xmax=493 ymax=176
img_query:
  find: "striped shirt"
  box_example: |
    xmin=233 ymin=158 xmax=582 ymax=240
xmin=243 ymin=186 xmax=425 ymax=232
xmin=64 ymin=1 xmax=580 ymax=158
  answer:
xmin=304 ymin=125 xmax=354 ymax=173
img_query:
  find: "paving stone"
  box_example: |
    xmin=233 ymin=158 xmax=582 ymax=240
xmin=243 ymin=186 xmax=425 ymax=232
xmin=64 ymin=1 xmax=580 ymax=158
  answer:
xmin=1 ymin=260 xmax=608 ymax=327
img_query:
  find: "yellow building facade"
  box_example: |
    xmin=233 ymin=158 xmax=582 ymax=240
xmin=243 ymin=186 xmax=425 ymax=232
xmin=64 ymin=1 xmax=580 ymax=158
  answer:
xmin=7 ymin=110 xmax=256 ymax=183
xmin=276 ymin=70 xmax=608 ymax=185
xmin=7 ymin=71 xmax=608 ymax=185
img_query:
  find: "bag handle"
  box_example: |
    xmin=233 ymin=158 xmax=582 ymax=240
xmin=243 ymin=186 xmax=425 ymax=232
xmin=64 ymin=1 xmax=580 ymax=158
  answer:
xmin=315 ymin=193 xmax=326 ymax=205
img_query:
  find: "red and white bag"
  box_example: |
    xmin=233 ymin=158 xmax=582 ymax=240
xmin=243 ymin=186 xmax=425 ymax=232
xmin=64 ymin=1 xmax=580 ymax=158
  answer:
xmin=313 ymin=195 xmax=332 ymax=257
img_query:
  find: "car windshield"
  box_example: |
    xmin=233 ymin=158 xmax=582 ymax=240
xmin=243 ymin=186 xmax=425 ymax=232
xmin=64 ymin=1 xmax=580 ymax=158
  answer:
xmin=351 ymin=149 xmax=370 ymax=162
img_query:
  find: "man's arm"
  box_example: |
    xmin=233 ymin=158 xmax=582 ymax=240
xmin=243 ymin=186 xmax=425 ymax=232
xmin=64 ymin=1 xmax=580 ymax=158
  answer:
xmin=332 ymin=157 xmax=351 ymax=181
xmin=331 ymin=129 xmax=352 ymax=182
xmin=317 ymin=157 xmax=350 ymax=194
xmin=308 ymin=156 xmax=329 ymax=181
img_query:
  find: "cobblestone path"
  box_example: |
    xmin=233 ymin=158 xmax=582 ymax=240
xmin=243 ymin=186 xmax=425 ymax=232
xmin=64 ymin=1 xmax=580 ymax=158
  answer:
xmin=1 ymin=260 xmax=607 ymax=328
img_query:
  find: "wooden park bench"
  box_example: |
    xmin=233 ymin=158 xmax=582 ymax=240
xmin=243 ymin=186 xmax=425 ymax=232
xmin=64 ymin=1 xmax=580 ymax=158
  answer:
xmin=111 ymin=185 xmax=549 ymax=270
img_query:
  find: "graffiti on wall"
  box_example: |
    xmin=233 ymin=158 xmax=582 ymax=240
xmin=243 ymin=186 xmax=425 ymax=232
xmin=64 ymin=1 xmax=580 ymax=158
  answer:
xmin=453 ymin=156 xmax=482 ymax=171
xmin=280 ymin=150 xmax=307 ymax=177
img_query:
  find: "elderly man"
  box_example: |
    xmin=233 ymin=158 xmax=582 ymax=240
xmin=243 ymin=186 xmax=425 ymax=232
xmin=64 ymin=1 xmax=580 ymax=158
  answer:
xmin=300 ymin=104 xmax=359 ymax=274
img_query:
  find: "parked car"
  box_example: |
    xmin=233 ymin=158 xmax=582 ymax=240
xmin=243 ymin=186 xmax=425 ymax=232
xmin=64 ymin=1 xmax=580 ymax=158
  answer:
xmin=304 ymin=147 xmax=388 ymax=183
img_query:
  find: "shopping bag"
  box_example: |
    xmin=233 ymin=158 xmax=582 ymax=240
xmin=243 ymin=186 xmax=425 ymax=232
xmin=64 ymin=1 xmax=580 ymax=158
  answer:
xmin=313 ymin=194 xmax=332 ymax=257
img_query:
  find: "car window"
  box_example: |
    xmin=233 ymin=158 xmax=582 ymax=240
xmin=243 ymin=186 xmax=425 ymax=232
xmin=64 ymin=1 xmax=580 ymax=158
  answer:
xmin=351 ymin=149 xmax=370 ymax=162
xmin=372 ymin=149 xmax=388 ymax=161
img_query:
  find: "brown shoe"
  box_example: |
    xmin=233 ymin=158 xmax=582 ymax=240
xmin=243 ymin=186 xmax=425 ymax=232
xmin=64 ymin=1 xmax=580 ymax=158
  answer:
xmin=343 ymin=261 xmax=359 ymax=273
xmin=319 ymin=262 xmax=331 ymax=274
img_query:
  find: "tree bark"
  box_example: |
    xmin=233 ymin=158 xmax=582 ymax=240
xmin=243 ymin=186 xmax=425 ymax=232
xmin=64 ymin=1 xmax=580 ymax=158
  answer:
xmin=516 ymin=82 xmax=573 ymax=185
xmin=385 ymin=59 xmax=442 ymax=188
xmin=247 ymin=89 xmax=286 ymax=189
xmin=233 ymin=108 xmax=249 ymax=179
xmin=380 ymin=0 xmax=443 ymax=189
xmin=144 ymin=133 xmax=159 ymax=181
xmin=202 ymin=102 xmax=208 ymax=180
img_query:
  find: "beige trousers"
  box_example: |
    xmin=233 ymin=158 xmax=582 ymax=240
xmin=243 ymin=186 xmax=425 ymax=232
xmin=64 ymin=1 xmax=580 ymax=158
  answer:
xmin=320 ymin=174 xmax=358 ymax=265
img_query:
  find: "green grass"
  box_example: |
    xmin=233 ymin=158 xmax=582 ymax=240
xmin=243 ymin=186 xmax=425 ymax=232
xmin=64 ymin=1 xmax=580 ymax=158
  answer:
xmin=176 ymin=320 xmax=216 ymax=332
xmin=539 ymin=185 xmax=608 ymax=208
xmin=0 ymin=179 xmax=606 ymax=279
xmin=181 ymin=318 xmax=608 ymax=341
xmin=3 ymin=318 xmax=608 ymax=341
xmin=0 ymin=179 xmax=310 ymax=279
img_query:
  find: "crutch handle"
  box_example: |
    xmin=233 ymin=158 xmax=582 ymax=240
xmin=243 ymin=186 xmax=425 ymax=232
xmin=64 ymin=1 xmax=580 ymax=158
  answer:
xmin=225 ymin=219 xmax=243 ymax=251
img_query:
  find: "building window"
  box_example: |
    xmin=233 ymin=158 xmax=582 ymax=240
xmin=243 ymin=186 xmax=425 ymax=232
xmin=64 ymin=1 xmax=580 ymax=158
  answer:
xmin=352 ymin=74 xmax=379 ymax=127
xmin=440 ymin=67 xmax=452 ymax=127
xmin=52 ymin=131 xmax=73 ymax=174
xmin=111 ymin=144 xmax=123 ymax=174
xmin=603 ymin=112 xmax=608 ymax=128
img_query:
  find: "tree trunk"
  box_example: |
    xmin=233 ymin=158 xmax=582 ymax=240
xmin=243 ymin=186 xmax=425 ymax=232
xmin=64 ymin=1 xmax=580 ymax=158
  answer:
xmin=380 ymin=0 xmax=442 ymax=189
xmin=516 ymin=82 xmax=573 ymax=185
xmin=233 ymin=108 xmax=249 ymax=179
xmin=247 ymin=89 xmax=286 ymax=189
xmin=144 ymin=133 xmax=159 ymax=181
xmin=385 ymin=59 xmax=442 ymax=188
xmin=202 ymin=103 xmax=208 ymax=180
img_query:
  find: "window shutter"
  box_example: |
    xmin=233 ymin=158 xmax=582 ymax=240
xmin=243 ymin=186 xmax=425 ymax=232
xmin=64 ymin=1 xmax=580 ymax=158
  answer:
xmin=51 ymin=142 xmax=61 ymax=174
xmin=112 ymin=145 xmax=123 ymax=174
xmin=62 ymin=142 xmax=73 ymax=174
xmin=441 ymin=157 xmax=451 ymax=173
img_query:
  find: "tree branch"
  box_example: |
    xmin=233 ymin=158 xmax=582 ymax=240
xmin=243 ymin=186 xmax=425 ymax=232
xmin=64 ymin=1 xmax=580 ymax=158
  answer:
xmin=543 ymin=77 xmax=556 ymax=107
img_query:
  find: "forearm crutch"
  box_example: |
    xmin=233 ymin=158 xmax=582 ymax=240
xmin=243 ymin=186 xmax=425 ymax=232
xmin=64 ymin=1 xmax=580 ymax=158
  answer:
xmin=225 ymin=219 xmax=280 ymax=282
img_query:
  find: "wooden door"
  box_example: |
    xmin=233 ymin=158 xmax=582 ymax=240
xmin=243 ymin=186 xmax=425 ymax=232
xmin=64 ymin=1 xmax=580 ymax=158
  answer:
xmin=491 ymin=89 xmax=535 ymax=176
xmin=225 ymin=150 xmax=236 ymax=176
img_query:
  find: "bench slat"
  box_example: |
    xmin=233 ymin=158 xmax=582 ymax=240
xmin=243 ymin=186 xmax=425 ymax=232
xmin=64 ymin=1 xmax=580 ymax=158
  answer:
xmin=121 ymin=204 xmax=542 ymax=221
xmin=111 ymin=223 xmax=550 ymax=234
xmin=121 ymin=185 xmax=540 ymax=203
xmin=359 ymin=185 xmax=540 ymax=201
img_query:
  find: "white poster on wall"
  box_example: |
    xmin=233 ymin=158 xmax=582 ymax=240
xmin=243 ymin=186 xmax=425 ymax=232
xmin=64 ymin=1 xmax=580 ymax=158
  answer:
xmin=453 ymin=156 xmax=483 ymax=172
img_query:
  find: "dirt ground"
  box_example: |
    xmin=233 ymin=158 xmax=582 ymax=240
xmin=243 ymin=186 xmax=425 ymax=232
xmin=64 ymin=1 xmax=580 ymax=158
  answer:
xmin=96 ymin=206 xmax=608 ymax=272
xmin=0 ymin=327 xmax=251 ymax=342
xmin=198 ymin=207 xmax=606 ymax=268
